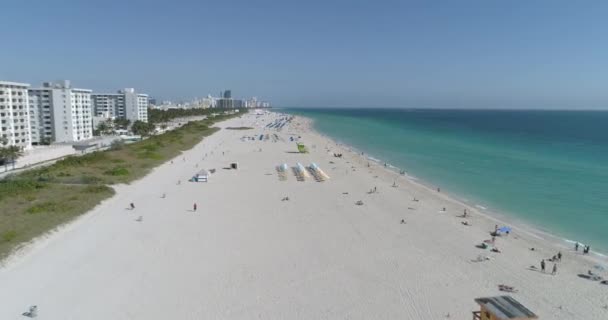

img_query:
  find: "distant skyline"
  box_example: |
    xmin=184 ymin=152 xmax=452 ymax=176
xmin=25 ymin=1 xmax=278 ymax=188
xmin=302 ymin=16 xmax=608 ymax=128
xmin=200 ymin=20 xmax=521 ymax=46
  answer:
xmin=2 ymin=0 xmax=608 ymax=109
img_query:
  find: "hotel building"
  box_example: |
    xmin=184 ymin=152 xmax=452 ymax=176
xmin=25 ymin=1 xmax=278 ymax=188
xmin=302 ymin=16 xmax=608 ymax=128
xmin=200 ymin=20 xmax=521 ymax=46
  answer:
xmin=92 ymin=88 xmax=148 ymax=123
xmin=0 ymin=81 xmax=32 ymax=149
xmin=28 ymin=80 xmax=93 ymax=143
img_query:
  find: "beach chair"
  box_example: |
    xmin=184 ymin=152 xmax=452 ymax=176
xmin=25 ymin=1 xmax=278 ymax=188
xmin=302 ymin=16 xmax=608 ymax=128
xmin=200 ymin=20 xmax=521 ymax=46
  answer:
xmin=309 ymin=163 xmax=330 ymax=182
xmin=292 ymin=166 xmax=304 ymax=182
xmin=22 ymin=306 xmax=37 ymax=318
xmin=498 ymin=284 xmax=518 ymax=293
xmin=297 ymin=163 xmax=310 ymax=179
xmin=275 ymin=163 xmax=288 ymax=181
xmin=476 ymin=243 xmax=489 ymax=249
xmin=307 ymin=166 xmax=324 ymax=182
xmin=471 ymin=255 xmax=490 ymax=262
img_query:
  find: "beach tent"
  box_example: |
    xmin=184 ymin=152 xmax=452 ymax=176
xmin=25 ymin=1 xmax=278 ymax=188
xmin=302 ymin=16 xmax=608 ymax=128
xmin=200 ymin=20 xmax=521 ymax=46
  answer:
xmin=473 ymin=295 xmax=537 ymax=320
xmin=193 ymin=169 xmax=209 ymax=182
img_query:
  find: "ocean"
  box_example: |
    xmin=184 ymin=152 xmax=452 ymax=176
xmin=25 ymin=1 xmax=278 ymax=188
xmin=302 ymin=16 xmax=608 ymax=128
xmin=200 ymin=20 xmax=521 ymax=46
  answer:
xmin=285 ymin=108 xmax=608 ymax=253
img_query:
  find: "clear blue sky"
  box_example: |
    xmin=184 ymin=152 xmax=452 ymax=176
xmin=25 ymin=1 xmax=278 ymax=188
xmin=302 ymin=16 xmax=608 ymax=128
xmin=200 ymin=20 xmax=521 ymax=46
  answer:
xmin=1 ymin=0 xmax=608 ymax=109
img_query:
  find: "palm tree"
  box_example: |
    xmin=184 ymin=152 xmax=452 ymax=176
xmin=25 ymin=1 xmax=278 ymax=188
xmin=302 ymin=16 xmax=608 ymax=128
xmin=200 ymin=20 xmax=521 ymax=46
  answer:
xmin=95 ymin=120 xmax=112 ymax=136
xmin=131 ymin=120 xmax=155 ymax=136
xmin=0 ymin=148 xmax=7 ymax=171
xmin=3 ymin=145 xmax=24 ymax=170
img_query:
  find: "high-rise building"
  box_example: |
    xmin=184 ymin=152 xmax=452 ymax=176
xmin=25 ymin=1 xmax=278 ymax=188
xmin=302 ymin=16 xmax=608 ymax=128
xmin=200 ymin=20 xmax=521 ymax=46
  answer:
xmin=91 ymin=93 xmax=123 ymax=118
xmin=216 ymin=98 xmax=234 ymax=109
xmin=91 ymin=88 xmax=148 ymax=123
xmin=223 ymin=90 xmax=232 ymax=99
xmin=0 ymin=81 xmax=32 ymax=149
xmin=28 ymin=80 xmax=93 ymax=143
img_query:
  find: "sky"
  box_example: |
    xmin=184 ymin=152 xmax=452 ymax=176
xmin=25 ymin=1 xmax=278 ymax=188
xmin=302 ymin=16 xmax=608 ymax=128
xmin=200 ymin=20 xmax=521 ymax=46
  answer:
xmin=1 ymin=0 xmax=608 ymax=109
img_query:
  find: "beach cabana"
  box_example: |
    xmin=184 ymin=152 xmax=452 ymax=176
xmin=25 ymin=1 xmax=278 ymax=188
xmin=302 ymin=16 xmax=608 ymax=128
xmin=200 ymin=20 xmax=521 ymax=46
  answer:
xmin=473 ymin=295 xmax=538 ymax=320
xmin=192 ymin=169 xmax=209 ymax=182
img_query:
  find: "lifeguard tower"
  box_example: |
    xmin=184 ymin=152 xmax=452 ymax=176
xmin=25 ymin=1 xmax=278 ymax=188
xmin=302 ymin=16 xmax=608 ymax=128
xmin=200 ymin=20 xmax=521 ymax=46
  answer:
xmin=296 ymin=143 xmax=308 ymax=153
xmin=473 ymin=296 xmax=537 ymax=320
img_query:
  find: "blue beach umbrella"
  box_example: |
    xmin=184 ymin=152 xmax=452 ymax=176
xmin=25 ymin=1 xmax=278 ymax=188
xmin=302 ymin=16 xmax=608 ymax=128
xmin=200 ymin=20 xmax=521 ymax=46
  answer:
xmin=497 ymin=226 xmax=512 ymax=233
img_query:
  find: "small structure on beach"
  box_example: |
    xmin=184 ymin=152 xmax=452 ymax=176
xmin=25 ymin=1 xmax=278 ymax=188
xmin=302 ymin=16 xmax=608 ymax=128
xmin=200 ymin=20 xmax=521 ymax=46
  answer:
xmin=473 ymin=295 xmax=537 ymax=320
xmin=296 ymin=142 xmax=308 ymax=153
xmin=192 ymin=169 xmax=210 ymax=182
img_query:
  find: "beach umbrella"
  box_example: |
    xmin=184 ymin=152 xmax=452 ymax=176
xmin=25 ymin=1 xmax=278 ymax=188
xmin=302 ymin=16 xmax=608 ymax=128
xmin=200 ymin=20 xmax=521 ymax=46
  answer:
xmin=497 ymin=226 xmax=512 ymax=233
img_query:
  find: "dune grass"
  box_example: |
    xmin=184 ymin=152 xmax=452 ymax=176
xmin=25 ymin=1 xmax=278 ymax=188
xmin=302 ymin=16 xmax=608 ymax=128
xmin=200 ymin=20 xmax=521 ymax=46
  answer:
xmin=0 ymin=112 xmax=241 ymax=260
xmin=226 ymin=126 xmax=254 ymax=130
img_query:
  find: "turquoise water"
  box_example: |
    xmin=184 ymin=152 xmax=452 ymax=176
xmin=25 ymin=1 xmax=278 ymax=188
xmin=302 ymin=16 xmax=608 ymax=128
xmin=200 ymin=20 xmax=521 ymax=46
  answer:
xmin=286 ymin=108 xmax=608 ymax=252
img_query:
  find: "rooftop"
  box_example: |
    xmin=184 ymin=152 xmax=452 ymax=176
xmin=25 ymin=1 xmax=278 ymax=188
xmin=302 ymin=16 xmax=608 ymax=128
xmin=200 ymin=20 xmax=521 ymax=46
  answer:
xmin=0 ymin=81 xmax=30 ymax=87
xmin=475 ymin=296 xmax=538 ymax=320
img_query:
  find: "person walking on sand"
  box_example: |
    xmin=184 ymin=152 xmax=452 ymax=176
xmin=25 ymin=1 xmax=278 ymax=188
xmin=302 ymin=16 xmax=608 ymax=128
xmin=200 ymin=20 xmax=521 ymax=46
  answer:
xmin=541 ymin=259 xmax=546 ymax=273
xmin=575 ymin=242 xmax=579 ymax=251
xmin=130 ymin=202 xmax=135 ymax=210
xmin=552 ymin=263 xmax=557 ymax=275
xmin=193 ymin=203 xmax=197 ymax=212
xmin=557 ymin=251 xmax=562 ymax=261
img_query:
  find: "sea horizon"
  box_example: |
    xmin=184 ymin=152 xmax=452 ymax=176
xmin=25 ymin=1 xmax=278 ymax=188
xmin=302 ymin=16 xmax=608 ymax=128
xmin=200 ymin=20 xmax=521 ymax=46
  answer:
xmin=283 ymin=107 xmax=608 ymax=254
xmin=281 ymin=106 xmax=608 ymax=111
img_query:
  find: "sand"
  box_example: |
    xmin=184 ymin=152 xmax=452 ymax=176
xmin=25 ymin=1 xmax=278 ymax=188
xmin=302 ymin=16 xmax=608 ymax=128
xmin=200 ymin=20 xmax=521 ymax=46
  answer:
xmin=1 ymin=111 xmax=607 ymax=319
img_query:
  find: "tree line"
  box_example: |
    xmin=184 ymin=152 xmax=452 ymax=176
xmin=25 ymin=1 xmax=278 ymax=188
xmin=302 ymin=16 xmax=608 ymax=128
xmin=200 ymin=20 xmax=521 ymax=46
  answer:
xmin=2 ymin=107 xmax=239 ymax=170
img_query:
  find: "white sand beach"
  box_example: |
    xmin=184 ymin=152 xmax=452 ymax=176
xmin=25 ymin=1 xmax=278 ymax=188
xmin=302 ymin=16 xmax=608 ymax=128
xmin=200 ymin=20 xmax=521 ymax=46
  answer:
xmin=1 ymin=111 xmax=607 ymax=319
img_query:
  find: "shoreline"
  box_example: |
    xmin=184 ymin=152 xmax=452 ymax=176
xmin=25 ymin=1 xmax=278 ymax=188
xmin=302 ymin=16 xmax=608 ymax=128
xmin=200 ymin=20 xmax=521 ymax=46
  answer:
xmin=294 ymin=114 xmax=608 ymax=262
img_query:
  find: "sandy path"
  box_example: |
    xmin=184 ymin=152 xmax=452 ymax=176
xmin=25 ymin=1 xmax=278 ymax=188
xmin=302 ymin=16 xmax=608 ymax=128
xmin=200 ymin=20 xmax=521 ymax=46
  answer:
xmin=0 ymin=112 xmax=606 ymax=319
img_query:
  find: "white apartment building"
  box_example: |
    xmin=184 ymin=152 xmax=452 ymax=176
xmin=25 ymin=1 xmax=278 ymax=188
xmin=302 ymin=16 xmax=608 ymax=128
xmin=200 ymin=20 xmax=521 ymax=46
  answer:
xmin=0 ymin=81 xmax=32 ymax=149
xmin=132 ymin=92 xmax=148 ymax=123
xmin=92 ymin=88 xmax=148 ymax=123
xmin=29 ymin=81 xmax=93 ymax=143
xmin=90 ymin=93 xmax=124 ymax=118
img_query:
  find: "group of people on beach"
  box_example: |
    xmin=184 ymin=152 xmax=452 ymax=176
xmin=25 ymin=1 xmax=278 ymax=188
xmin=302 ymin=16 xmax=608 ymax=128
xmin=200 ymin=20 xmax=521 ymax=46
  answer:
xmin=537 ymin=250 xmax=564 ymax=276
xmin=540 ymin=258 xmax=559 ymax=275
xmin=574 ymin=242 xmax=591 ymax=254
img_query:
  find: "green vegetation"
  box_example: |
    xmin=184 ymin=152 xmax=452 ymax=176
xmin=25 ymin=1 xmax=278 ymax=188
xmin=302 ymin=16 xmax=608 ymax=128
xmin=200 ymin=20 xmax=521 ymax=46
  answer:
xmin=0 ymin=110 xmax=243 ymax=259
xmin=113 ymin=118 xmax=131 ymax=130
xmin=94 ymin=120 xmax=114 ymax=136
xmin=131 ymin=120 xmax=156 ymax=136
xmin=148 ymin=107 xmax=224 ymax=124
xmin=226 ymin=126 xmax=254 ymax=130
xmin=0 ymin=143 xmax=24 ymax=171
